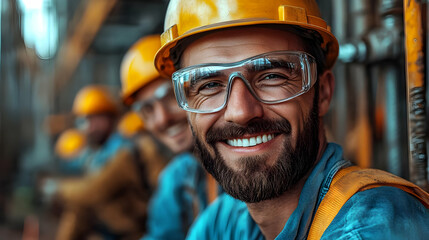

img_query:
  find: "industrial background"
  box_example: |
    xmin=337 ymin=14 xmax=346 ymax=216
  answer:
xmin=0 ymin=0 xmax=427 ymax=238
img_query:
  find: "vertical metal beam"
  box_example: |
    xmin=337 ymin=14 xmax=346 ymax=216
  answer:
xmin=0 ymin=0 xmax=2 ymax=70
xmin=404 ymin=0 xmax=428 ymax=190
xmin=331 ymin=0 xmax=348 ymax=145
xmin=0 ymin=0 xmax=3 ymax=160
xmin=348 ymin=0 xmax=373 ymax=168
xmin=426 ymin=0 xmax=429 ymax=188
xmin=378 ymin=0 xmax=407 ymax=178
xmin=50 ymin=0 xmax=117 ymax=94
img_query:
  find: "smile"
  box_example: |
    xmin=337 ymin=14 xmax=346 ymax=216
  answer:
xmin=226 ymin=133 xmax=275 ymax=147
xmin=165 ymin=122 xmax=187 ymax=137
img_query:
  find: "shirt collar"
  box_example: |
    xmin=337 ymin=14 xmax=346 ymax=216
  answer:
xmin=275 ymin=143 xmax=350 ymax=240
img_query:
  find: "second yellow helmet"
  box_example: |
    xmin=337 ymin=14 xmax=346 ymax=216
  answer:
xmin=120 ymin=34 xmax=162 ymax=105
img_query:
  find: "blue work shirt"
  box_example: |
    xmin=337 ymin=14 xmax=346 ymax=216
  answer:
xmin=85 ymin=132 xmax=133 ymax=173
xmin=61 ymin=132 xmax=133 ymax=175
xmin=143 ymin=152 xmax=218 ymax=240
xmin=187 ymin=143 xmax=429 ymax=239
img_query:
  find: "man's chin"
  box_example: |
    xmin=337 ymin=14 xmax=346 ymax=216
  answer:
xmin=166 ymin=139 xmax=193 ymax=154
xmin=195 ymin=126 xmax=319 ymax=203
xmin=219 ymin=152 xmax=272 ymax=173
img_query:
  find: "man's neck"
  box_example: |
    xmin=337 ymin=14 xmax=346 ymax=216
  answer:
xmin=246 ymin=138 xmax=328 ymax=240
xmin=246 ymin=178 xmax=305 ymax=240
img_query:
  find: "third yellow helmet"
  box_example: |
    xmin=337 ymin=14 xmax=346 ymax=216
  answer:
xmin=72 ymin=85 xmax=119 ymax=116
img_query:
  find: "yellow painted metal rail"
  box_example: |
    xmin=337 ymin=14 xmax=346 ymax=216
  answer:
xmin=404 ymin=0 xmax=428 ymax=190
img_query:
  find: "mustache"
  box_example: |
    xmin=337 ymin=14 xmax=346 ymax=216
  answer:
xmin=206 ymin=119 xmax=291 ymax=144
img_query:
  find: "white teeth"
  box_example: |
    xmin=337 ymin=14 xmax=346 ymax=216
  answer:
xmin=166 ymin=123 xmax=185 ymax=136
xmin=227 ymin=134 xmax=275 ymax=147
xmin=262 ymin=135 xmax=268 ymax=143
xmin=249 ymin=137 xmax=256 ymax=146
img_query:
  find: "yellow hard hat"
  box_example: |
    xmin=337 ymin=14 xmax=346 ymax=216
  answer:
xmin=120 ymin=34 xmax=162 ymax=105
xmin=117 ymin=111 xmax=145 ymax=137
xmin=155 ymin=0 xmax=339 ymax=77
xmin=55 ymin=129 xmax=87 ymax=160
xmin=72 ymin=85 xmax=119 ymax=116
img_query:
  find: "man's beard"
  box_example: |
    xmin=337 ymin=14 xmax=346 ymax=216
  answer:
xmin=193 ymin=94 xmax=320 ymax=203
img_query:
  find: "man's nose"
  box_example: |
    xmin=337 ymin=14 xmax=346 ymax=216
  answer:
xmin=224 ymin=78 xmax=264 ymax=125
xmin=87 ymin=119 xmax=97 ymax=131
xmin=152 ymin=102 xmax=172 ymax=129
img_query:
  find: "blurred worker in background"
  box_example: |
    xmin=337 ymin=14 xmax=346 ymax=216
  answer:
xmin=155 ymin=0 xmax=429 ymax=239
xmin=116 ymin=111 xmax=171 ymax=187
xmin=54 ymin=128 xmax=87 ymax=175
xmin=120 ymin=34 xmax=221 ymax=240
xmin=71 ymin=85 xmax=133 ymax=173
xmin=117 ymin=111 xmax=145 ymax=139
xmin=38 ymin=129 xmax=87 ymax=205
xmin=55 ymin=128 xmax=87 ymax=161
xmin=54 ymin=85 xmax=169 ymax=239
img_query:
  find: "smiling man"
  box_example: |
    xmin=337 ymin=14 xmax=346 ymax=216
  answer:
xmin=121 ymin=36 xmax=194 ymax=154
xmin=121 ymin=35 xmax=221 ymax=240
xmin=154 ymin=0 xmax=429 ymax=239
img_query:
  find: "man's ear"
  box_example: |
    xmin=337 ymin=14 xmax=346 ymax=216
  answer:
xmin=318 ymin=70 xmax=335 ymax=117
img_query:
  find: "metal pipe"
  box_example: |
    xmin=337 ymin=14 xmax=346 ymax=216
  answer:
xmin=377 ymin=0 xmax=408 ymax=178
xmin=331 ymin=0 xmax=348 ymax=146
xmin=348 ymin=0 xmax=373 ymax=168
xmin=338 ymin=0 xmax=408 ymax=176
xmin=384 ymin=63 xmax=408 ymax=177
xmin=404 ymin=0 xmax=428 ymax=190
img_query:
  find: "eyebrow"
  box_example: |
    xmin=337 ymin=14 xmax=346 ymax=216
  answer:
xmin=191 ymin=69 xmax=228 ymax=85
xmin=245 ymin=58 xmax=296 ymax=73
xmin=188 ymin=58 xmax=297 ymax=86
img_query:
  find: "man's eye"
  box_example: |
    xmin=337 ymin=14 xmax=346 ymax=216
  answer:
xmin=263 ymin=74 xmax=285 ymax=80
xmin=197 ymin=81 xmax=225 ymax=96
xmin=141 ymin=104 xmax=154 ymax=115
xmin=201 ymin=82 xmax=222 ymax=89
xmin=259 ymin=73 xmax=290 ymax=84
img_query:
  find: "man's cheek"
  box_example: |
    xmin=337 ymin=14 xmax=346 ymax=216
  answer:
xmin=196 ymin=132 xmax=217 ymax=159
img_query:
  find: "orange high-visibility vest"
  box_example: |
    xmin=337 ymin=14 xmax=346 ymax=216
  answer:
xmin=307 ymin=166 xmax=429 ymax=240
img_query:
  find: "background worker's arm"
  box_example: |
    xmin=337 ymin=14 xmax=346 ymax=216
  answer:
xmin=58 ymin=149 xmax=139 ymax=206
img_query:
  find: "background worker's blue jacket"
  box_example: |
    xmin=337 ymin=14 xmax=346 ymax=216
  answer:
xmin=187 ymin=143 xmax=429 ymax=240
xmin=60 ymin=132 xmax=133 ymax=175
xmin=143 ymin=152 xmax=219 ymax=240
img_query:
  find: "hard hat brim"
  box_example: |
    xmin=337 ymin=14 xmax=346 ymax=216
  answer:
xmin=155 ymin=19 xmax=339 ymax=77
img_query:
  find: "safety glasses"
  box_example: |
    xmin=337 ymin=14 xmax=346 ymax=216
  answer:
xmin=172 ymin=50 xmax=317 ymax=113
xmin=131 ymin=82 xmax=179 ymax=120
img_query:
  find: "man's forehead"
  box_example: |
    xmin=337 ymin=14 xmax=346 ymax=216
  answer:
xmin=181 ymin=26 xmax=305 ymax=67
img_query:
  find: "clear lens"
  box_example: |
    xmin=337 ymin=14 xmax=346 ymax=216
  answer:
xmin=172 ymin=51 xmax=317 ymax=113
xmin=75 ymin=117 xmax=88 ymax=130
xmin=132 ymin=82 xmax=179 ymax=120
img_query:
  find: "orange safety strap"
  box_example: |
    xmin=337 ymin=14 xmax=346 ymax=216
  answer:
xmin=307 ymin=166 xmax=429 ymax=240
xmin=206 ymin=173 xmax=218 ymax=204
